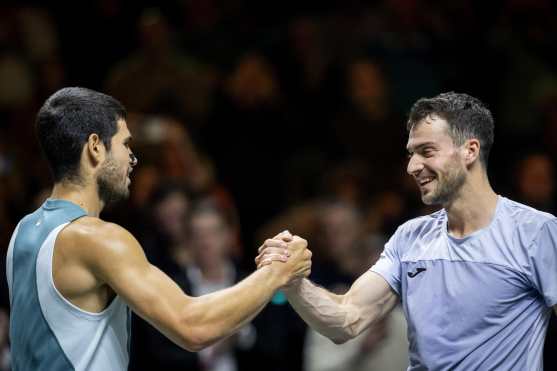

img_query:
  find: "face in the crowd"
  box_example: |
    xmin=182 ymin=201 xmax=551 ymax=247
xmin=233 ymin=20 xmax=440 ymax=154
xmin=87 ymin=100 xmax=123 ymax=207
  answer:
xmin=154 ymin=191 xmax=189 ymax=242
xmin=318 ymin=204 xmax=361 ymax=259
xmin=190 ymin=211 xmax=231 ymax=268
xmin=97 ymin=119 xmax=137 ymax=205
xmin=406 ymin=115 xmax=466 ymax=206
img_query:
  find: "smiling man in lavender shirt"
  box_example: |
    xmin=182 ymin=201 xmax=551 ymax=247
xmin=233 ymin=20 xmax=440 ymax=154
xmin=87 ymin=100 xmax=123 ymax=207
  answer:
xmin=258 ymin=92 xmax=557 ymax=370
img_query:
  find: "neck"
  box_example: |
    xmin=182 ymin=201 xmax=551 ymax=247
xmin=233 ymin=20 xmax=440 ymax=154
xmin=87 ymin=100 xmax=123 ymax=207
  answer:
xmin=50 ymin=179 xmax=104 ymax=217
xmin=443 ymin=171 xmax=498 ymax=238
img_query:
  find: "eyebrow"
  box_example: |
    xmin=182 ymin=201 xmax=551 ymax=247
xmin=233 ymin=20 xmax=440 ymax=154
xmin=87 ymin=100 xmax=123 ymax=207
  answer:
xmin=406 ymin=141 xmax=437 ymax=153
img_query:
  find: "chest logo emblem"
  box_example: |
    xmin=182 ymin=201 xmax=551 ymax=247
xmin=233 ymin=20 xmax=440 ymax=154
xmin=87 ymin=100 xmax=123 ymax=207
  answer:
xmin=408 ymin=268 xmax=427 ymax=278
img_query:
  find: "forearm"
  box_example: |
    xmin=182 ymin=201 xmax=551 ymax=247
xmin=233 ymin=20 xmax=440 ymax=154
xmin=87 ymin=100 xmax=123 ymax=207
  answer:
xmin=284 ymin=279 xmax=361 ymax=344
xmin=183 ymin=265 xmax=283 ymax=350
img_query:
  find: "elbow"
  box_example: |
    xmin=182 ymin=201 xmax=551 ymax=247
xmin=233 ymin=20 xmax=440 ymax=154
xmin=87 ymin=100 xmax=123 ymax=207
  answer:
xmin=176 ymin=303 xmax=218 ymax=351
xmin=329 ymin=330 xmax=354 ymax=345
xmin=183 ymin=341 xmax=207 ymax=353
xmin=330 ymin=337 xmax=348 ymax=345
xmin=179 ymin=330 xmax=213 ymax=352
xmin=327 ymin=307 xmax=361 ymax=344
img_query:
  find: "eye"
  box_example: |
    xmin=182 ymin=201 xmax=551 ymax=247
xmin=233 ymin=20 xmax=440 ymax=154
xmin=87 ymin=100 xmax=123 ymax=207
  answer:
xmin=422 ymin=148 xmax=435 ymax=157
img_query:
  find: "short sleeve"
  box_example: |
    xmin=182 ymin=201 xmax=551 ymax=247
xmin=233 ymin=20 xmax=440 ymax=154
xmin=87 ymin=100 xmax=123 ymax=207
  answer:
xmin=370 ymin=227 xmax=403 ymax=296
xmin=527 ymin=218 xmax=557 ymax=307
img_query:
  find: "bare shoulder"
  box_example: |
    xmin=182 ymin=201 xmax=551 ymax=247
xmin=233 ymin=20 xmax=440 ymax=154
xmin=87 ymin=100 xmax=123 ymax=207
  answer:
xmin=57 ymin=216 xmax=143 ymax=263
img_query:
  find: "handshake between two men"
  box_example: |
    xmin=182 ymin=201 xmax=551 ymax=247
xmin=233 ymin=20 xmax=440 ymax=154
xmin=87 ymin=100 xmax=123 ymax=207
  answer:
xmin=254 ymin=229 xmax=398 ymax=346
xmin=255 ymin=230 xmax=312 ymax=284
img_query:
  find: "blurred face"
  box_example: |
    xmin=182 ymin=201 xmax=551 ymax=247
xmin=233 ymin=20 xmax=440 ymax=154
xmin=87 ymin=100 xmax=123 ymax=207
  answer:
xmin=319 ymin=205 xmax=361 ymax=257
xmin=517 ymin=154 xmax=555 ymax=204
xmin=406 ymin=115 xmax=466 ymax=206
xmin=154 ymin=192 xmax=189 ymax=241
xmin=348 ymin=61 xmax=386 ymax=107
xmin=190 ymin=211 xmax=231 ymax=267
xmin=97 ymin=120 xmax=137 ymax=205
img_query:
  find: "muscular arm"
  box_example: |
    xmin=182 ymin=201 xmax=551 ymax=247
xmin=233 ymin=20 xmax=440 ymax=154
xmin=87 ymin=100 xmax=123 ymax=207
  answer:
xmin=69 ymin=220 xmax=309 ymax=352
xmin=283 ymin=271 xmax=398 ymax=344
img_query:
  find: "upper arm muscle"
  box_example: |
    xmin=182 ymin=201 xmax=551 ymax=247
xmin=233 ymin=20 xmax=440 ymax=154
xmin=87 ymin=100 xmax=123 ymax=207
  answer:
xmin=79 ymin=222 xmax=194 ymax=348
xmin=342 ymin=270 xmax=399 ymax=336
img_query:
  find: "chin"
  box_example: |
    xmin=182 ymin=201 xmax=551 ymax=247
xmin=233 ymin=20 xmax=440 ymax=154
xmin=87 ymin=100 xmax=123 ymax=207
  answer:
xmin=421 ymin=192 xmax=442 ymax=206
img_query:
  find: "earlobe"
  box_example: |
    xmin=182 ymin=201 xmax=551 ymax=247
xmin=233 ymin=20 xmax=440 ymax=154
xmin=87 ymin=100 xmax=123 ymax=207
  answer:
xmin=465 ymin=139 xmax=480 ymax=165
xmin=87 ymin=134 xmax=105 ymax=165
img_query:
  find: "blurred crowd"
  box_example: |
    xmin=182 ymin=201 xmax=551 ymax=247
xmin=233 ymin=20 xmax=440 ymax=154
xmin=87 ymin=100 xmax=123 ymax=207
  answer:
xmin=1 ymin=0 xmax=557 ymax=370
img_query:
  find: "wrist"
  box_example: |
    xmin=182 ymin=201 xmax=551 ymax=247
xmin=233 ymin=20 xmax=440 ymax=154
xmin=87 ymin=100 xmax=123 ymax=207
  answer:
xmin=283 ymin=277 xmax=304 ymax=295
xmin=259 ymin=264 xmax=288 ymax=291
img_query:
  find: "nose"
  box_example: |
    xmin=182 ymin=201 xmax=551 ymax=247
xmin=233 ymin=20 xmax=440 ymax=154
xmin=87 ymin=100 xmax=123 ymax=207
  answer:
xmin=130 ymin=152 xmax=138 ymax=167
xmin=407 ymin=154 xmax=423 ymax=176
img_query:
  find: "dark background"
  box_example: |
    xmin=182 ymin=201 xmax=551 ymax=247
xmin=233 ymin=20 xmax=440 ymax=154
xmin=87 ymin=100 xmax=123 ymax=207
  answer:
xmin=0 ymin=0 xmax=556 ymax=370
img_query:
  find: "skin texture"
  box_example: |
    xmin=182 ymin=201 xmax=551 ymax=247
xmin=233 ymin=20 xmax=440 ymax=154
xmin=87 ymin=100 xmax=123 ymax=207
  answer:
xmin=49 ymin=120 xmax=312 ymax=351
xmin=259 ymin=113 xmax=557 ymax=341
xmin=406 ymin=115 xmax=467 ymax=206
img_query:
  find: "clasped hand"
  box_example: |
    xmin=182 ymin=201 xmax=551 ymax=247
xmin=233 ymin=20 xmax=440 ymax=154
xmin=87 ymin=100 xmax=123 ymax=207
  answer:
xmin=255 ymin=230 xmax=312 ymax=285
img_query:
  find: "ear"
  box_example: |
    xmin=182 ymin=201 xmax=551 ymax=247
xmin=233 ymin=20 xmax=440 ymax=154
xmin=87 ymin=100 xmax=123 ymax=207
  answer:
xmin=462 ymin=138 xmax=481 ymax=166
xmin=85 ymin=133 xmax=106 ymax=167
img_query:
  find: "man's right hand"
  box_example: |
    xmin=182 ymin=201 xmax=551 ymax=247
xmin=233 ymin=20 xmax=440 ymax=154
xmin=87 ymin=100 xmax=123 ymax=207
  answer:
xmin=256 ymin=234 xmax=312 ymax=286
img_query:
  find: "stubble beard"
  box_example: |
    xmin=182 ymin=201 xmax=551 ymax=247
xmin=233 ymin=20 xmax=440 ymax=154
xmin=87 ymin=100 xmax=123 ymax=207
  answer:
xmin=422 ymin=163 xmax=466 ymax=206
xmin=97 ymin=156 xmax=129 ymax=207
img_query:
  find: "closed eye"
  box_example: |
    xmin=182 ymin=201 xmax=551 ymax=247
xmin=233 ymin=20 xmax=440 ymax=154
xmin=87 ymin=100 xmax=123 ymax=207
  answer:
xmin=123 ymin=137 xmax=133 ymax=149
xmin=422 ymin=148 xmax=435 ymax=157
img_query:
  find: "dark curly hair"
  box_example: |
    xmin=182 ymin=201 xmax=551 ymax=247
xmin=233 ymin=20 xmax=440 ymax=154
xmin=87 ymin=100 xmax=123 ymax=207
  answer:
xmin=36 ymin=87 xmax=126 ymax=183
xmin=407 ymin=92 xmax=494 ymax=167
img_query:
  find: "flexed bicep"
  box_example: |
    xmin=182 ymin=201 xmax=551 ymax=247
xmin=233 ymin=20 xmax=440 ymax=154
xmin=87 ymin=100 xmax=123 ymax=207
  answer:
xmin=342 ymin=270 xmax=399 ymax=338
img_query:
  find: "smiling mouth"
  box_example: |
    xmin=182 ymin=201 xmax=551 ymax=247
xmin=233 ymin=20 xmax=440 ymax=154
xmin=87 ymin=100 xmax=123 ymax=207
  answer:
xmin=417 ymin=176 xmax=435 ymax=187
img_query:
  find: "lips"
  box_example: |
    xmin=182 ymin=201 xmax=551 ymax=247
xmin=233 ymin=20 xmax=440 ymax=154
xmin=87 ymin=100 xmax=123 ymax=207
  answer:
xmin=417 ymin=176 xmax=435 ymax=187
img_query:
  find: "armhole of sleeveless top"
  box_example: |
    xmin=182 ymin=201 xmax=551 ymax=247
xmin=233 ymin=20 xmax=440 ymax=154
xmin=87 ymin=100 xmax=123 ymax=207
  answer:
xmin=6 ymin=222 xmax=21 ymax=306
xmin=37 ymin=222 xmax=122 ymax=321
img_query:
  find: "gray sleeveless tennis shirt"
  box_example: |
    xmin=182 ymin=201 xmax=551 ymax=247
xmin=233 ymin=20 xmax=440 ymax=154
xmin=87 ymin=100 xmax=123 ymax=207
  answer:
xmin=6 ymin=199 xmax=131 ymax=370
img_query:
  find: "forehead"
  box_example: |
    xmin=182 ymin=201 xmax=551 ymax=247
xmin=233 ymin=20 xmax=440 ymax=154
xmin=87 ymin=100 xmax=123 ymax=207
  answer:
xmin=406 ymin=114 xmax=453 ymax=150
xmin=114 ymin=119 xmax=131 ymax=139
xmin=191 ymin=211 xmax=226 ymax=229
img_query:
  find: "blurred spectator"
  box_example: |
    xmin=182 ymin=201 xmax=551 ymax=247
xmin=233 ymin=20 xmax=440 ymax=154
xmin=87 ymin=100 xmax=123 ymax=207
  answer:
xmin=513 ymin=153 xmax=555 ymax=213
xmin=109 ymin=114 xmax=240 ymax=249
xmin=319 ymin=161 xmax=371 ymax=206
xmin=239 ymin=287 xmax=307 ymax=371
xmin=186 ymin=199 xmax=255 ymax=371
xmin=203 ymin=52 xmax=287 ymax=247
xmin=0 ymin=54 xmax=35 ymax=110
xmin=0 ymin=309 xmax=9 ymax=371
xmin=140 ymin=182 xmax=192 ymax=266
xmin=540 ymin=94 xmax=557 ymax=159
xmin=129 ymin=182 xmax=201 ymax=371
xmin=327 ymin=59 xmax=405 ymax=191
xmin=302 ymin=201 xmax=408 ymax=371
xmin=106 ymin=8 xmax=216 ymax=124
xmin=493 ymin=0 xmax=557 ymax=135
xmin=310 ymin=200 xmax=367 ymax=290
